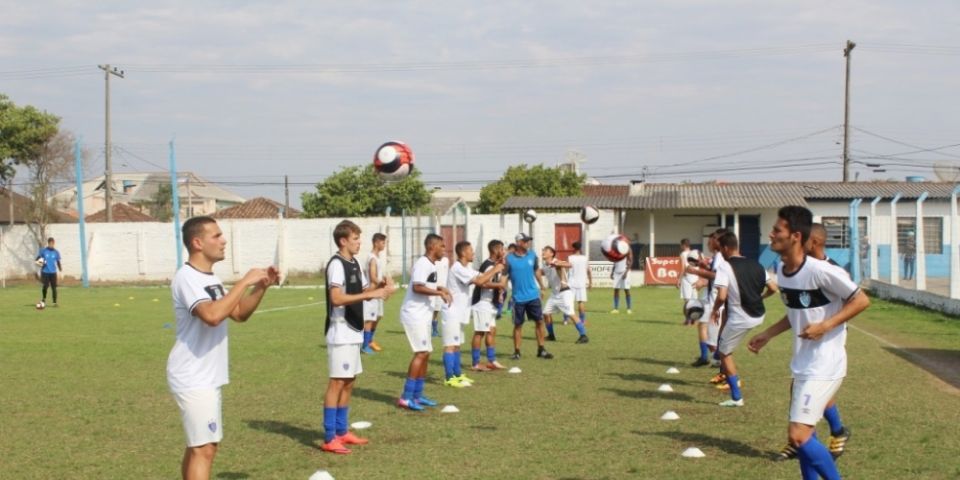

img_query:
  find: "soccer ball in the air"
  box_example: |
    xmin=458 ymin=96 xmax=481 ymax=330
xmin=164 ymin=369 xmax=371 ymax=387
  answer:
xmin=580 ymin=205 xmax=600 ymax=224
xmin=684 ymin=299 xmax=704 ymax=323
xmin=35 ymin=301 xmax=46 ymax=310
xmin=523 ymin=209 xmax=537 ymax=223
xmin=373 ymin=141 xmax=415 ymax=180
xmin=600 ymin=234 xmax=630 ymax=262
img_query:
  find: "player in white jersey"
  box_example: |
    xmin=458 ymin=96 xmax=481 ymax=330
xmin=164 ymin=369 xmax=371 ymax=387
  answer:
xmin=441 ymin=241 xmax=505 ymax=387
xmin=470 ymin=240 xmax=508 ymax=370
xmin=362 ymin=233 xmax=388 ymax=354
xmin=397 ymin=234 xmax=451 ymax=411
xmin=566 ymin=241 xmax=592 ymax=326
xmin=709 ymin=231 xmax=778 ymax=407
xmin=749 ymin=206 xmax=869 ymax=480
xmin=431 ymin=254 xmax=450 ymax=337
xmin=609 ymin=247 xmax=633 ymax=314
xmin=541 ymin=246 xmax=589 ymax=344
xmin=686 ymin=229 xmax=728 ymax=368
xmin=677 ymin=238 xmax=704 ymax=324
xmin=321 ymin=221 xmax=396 ymax=454
xmin=167 ymin=216 xmax=277 ymax=480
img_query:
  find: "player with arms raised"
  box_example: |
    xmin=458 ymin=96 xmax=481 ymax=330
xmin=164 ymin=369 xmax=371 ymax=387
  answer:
xmin=470 ymin=240 xmax=508 ymax=371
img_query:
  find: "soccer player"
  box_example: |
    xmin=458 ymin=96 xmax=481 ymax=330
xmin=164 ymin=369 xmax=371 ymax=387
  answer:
xmin=566 ymin=241 xmax=592 ymax=326
xmin=686 ymin=229 xmax=728 ymax=368
xmin=709 ymin=232 xmax=778 ymax=407
xmin=431 ymin=253 xmax=450 ymax=337
xmin=610 ymin=246 xmax=633 ymax=314
xmin=677 ymin=238 xmax=703 ymax=324
xmin=470 ymin=240 xmax=508 ymax=371
xmin=35 ymin=237 xmax=62 ymax=307
xmin=807 ymin=223 xmax=841 ymax=266
xmin=748 ymin=206 xmax=870 ymax=480
xmin=398 ymin=233 xmax=451 ymax=411
xmin=441 ymin=241 xmax=504 ymax=387
xmin=361 ymin=233 xmax=388 ymax=354
xmin=497 ymin=243 xmax=518 ymax=319
xmin=505 ymin=233 xmax=553 ymax=360
xmin=541 ymin=246 xmax=588 ymax=344
xmin=166 ymin=216 xmax=278 ymax=480
xmin=322 ymin=221 xmax=395 ymax=454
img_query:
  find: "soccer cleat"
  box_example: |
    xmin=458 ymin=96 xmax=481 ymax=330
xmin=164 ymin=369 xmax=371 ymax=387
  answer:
xmin=320 ymin=439 xmax=352 ymax=454
xmin=610 ymin=309 xmax=620 ymax=314
xmin=487 ymin=360 xmax=506 ymax=370
xmin=719 ymin=398 xmax=744 ymax=407
xmin=336 ymin=432 xmax=369 ymax=445
xmin=471 ymin=363 xmax=491 ymax=372
xmin=546 ymin=333 xmax=557 ymax=342
xmin=360 ymin=346 xmax=376 ymax=355
xmin=396 ymin=398 xmax=425 ymax=411
xmin=690 ymin=357 xmax=711 ymax=367
xmin=626 ymin=309 xmax=633 ymax=315
xmin=828 ymin=427 xmax=851 ymax=459
xmin=444 ymin=377 xmax=467 ymax=388
xmin=416 ymin=396 xmax=438 ymax=407
xmin=510 ymin=352 xmax=522 ymax=360
xmin=432 ymin=331 xmax=440 ymax=337
xmin=537 ymin=349 xmax=554 ymax=359
xmin=457 ymin=374 xmax=475 ymax=385
xmin=709 ymin=373 xmax=727 ymax=384
xmin=562 ymin=319 xmax=569 ymax=325
xmin=716 ymin=379 xmax=743 ymax=390
xmin=776 ymin=443 xmax=798 ymax=461
xmin=369 ymin=341 xmax=383 ymax=352
xmin=575 ymin=335 xmax=589 ymax=344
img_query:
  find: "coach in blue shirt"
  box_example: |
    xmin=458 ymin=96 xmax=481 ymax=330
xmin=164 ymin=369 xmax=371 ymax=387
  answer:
xmin=505 ymin=233 xmax=553 ymax=360
xmin=35 ymin=237 xmax=62 ymax=306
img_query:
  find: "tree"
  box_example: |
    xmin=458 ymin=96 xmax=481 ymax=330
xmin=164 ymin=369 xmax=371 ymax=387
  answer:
xmin=140 ymin=183 xmax=173 ymax=222
xmin=0 ymin=94 xmax=60 ymax=184
xmin=475 ymin=164 xmax=586 ymax=213
xmin=23 ymin=129 xmax=87 ymax=242
xmin=301 ymin=165 xmax=431 ymax=218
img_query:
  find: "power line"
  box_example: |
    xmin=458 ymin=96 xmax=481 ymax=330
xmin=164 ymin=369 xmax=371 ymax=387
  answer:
xmin=852 ymin=127 xmax=960 ymax=160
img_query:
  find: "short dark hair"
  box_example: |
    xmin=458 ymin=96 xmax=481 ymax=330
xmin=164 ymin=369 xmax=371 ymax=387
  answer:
xmin=680 ymin=238 xmax=690 ymax=247
xmin=182 ymin=216 xmax=218 ymax=252
xmin=507 ymin=243 xmax=517 ymax=251
xmin=334 ymin=220 xmax=361 ymax=247
xmin=717 ymin=231 xmax=739 ymax=249
xmin=372 ymin=232 xmax=387 ymax=243
xmin=455 ymin=241 xmax=472 ymax=258
xmin=542 ymin=246 xmax=556 ymax=256
xmin=778 ymin=206 xmax=813 ymax=244
xmin=712 ymin=228 xmax=728 ymax=238
xmin=572 ymin=241 xmax=582 ymax=251
xmin=47 ymin=237 xmax=55 ymax=243
xmin=487 ymin=239 xmax=503 ymax=254
xmin=424 ymin=233 xmax=443 ymax=250
xmin=809 ymin=222 xmax=827 ymax=241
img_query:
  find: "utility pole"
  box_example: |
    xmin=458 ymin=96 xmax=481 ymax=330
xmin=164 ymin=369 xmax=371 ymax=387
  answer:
xmin=98 ymin=64 xmax=125 ymax=222
xmin=284 ymin=175 xmax=290 ymax=218
xmin=842 ymin=40 xmax=855 ymax=182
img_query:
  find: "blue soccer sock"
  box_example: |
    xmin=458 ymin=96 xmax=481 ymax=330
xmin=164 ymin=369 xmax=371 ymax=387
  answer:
xmin=442 ymin=352 xmax=455 ymax=379
xmin=369 ymin=325 xmax=377 ymax=341
xmin=453 ymin=351 xmax=462 ymax=376
xmin=614 ymin=296 xmax=620 ymax=309
xmin=471 ymin=348 xmax=481 ymax=366
xmin=579 ymin=311 xmax=586 ymax=323
xmin=626 ymin=295 xmax=632 ymax=309
xmin=823 ymin=404 xmax=844 ymax=436
xmin=414 ymin=377 xmax=425 ymax=399
xmin=796 ymin=434 xmax=840 ymax=480
xmin=699 ymin=342 xmax=709 ymax=361
xmin=402 ymin=377 xmax=416 ymax=400
xmin=486 ymin=346 xmax=496 ymax=362
xmin=362 ymin=331 xmax=372 ymax=349
xmin=546 ymin=323 xmax=555 ymax=336
xmin=575 ymin=322 xmax=587 ymax=336
xmin=323 ymin=406 xmax=337 ymax=443
xmin=432 ymin=320 xmax=439 ymax=334
xmin=712 ymin=350 xmax=720 ymax=360
xmin=335 ymin=406 xmax=349 ymax=436
xmin=727 ymin=374 xmax=742 ymax=401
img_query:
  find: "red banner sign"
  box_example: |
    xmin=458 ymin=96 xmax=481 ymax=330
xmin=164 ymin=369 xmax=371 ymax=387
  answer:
xmin=644 ymin=257 xmax=682 ymax=285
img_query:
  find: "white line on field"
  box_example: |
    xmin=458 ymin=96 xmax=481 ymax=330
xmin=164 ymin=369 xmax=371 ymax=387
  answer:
xmin=254 ymin=301 xmax=325 ymax=315
xmin=847 ymin=323 xmax=902 ymax=350
xmin=849 ymin=323 xmax=959 ymax=394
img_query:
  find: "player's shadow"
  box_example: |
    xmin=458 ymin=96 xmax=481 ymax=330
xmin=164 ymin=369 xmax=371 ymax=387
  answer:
xmin=609 ymin=356 xmax=677 ymax=367
xmin=217 ymin=473 xmax=250 ymax=480
xmin=601 ymin=387 xmax=695 ymax=403
xmin=884 ymin=347 xmax=960 ymax=390
xmin=607 ymin=372 xmax=692 ymax=386
xmin=352 ymin=387 xmax=398 ymax=404
xmin=246 ymin=420 xmax=318 ymax=449
xmin=633 ymin=431 xmax=767 ymax=458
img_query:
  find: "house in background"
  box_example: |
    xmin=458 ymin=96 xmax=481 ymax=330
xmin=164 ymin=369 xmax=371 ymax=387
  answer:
xmin=0 ymin=187 xmax=77 ymax=224
xmin=211 ymin=197 xmax=301 ymax=219
xmin=85 ymin=203 xmax=157 ymax=222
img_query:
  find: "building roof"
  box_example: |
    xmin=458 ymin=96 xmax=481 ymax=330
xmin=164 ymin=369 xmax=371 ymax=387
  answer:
xmin=53 ymin=171 xmax=246 ymax=206
xmin=85 ymin=203 xmax=157 ymax=222
xmin=211 ymin=197 xmax=301 ymax=219
xmin=502 ymin=181 xmax=959 ymax=211
xmin=0 ymin=187 xmax=77 ymax=223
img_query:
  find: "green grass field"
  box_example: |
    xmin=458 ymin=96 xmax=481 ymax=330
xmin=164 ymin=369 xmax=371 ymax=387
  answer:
xmin=2 ymin=284 xmax=959 ymax=479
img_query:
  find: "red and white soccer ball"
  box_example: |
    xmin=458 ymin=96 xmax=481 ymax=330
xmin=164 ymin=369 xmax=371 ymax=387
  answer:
xmin=580 ymin=205 xmax=600 ymax=224
xmin=601 ymin=234 xmax=630 ymax=262
xmin=373 ymin=141 xmax=415 ymax=180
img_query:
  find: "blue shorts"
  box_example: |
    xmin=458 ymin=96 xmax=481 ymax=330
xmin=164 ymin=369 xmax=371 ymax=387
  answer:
xmin=512 ymin=298 xmax=543 ymax=326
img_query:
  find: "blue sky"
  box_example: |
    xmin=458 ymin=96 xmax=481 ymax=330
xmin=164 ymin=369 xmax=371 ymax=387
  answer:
xmin=3 ymin=1 xmax=959 ymax=207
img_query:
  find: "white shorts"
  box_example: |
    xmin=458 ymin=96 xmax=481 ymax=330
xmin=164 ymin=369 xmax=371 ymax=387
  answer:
xmin=704 ymin=306 xmax=724 ymax=347
xmin=543 ymin=290 xmax=575 ymax=316
xmin=441 ymin=320 xmax=464 ymax=347
xmin=431 ymin=296 xmax=444 ymax=312
xmin=328 ymin=343 xmax=363 ymax=379
xmin=613 ymin=273 xmax=630 ymax=290
xmin=363 ymin=299 xmax=383 ymax=321
xmin=572 ymin=287 xmax=588 ymax=303
xmin=789 ymin=379 xmax=843 ymax=426
xmin=403 ymin=322 xmax=433 ymax=353
xmin=472 ymin=309 xmax=496 ymax=332
xmin=717 ymin=324 xmax=757 ymax=355
xmin=680 ymin=281 xmax=697 ymax=301
xmin=173 ymin=388 xmax=223 ymax=447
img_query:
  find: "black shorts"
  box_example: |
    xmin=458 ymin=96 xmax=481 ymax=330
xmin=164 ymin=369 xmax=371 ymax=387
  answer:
xmin=512 ymin=298 xmax=543 ymax=326
xmin=41 ymin=272 xmax=57 ymax=287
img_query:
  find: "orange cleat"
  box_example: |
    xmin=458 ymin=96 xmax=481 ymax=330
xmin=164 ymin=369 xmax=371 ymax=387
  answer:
xmin=337 ymin=431 xmax=369 ymax=446
xmin=369 ymin=341 xmax=383 ymax=352
xmin=709 ymin=373 xmax=727 ymax=384
xmin=320 ymin=439 xmax=352 ymax=454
